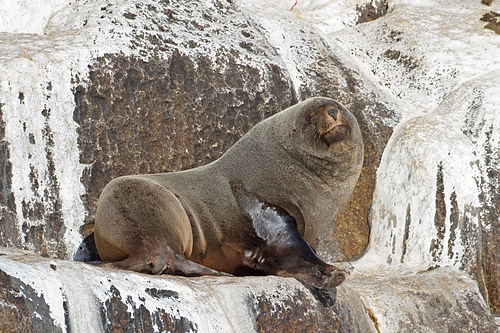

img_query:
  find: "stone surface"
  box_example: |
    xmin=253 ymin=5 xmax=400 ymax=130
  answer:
xmin=0 ymin=247 xmax=341 ymax=333
xmin=0 ymin=0 xmax=400 ymax=262
xmin=355 ymin=70 xmax=500 ymax=314
xmin=249 ymin=0 xmax=389 ymax=34
xmin=0 ymin=0 xmax=70 ymax=34
xmin=342 ymin=268 xmax=499 ymax=332
xmin=1 ymin=247 xmax=498 ymax=333
xmin=0 ymin=0 xmax=499 ymax=328
xmin=333 ymin=0 xmax=500 ymax=115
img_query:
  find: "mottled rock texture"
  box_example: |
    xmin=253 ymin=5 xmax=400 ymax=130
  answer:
xmin=0 ymin=247 xmax=342 ymax=333
xmin=340 ymin=268 xmax=499 ymax=333
xmin=332 ymin=0 xmax=500 ymax=314
xmin=357 ymin=70 xmax=500 ymax=314
xmin=0 ymin=269 xmax=64 ymax=333
xmin=0 ymin=0 xmax=397 ymax=263
xmin=334 ymin=0 xmax=500 ymax=114
xmin=1 ymin=247 xmax=498 ymax=333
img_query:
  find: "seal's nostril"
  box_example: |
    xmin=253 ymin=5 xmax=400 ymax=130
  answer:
xmin=328 ymin=108 xmax=337 ymax=121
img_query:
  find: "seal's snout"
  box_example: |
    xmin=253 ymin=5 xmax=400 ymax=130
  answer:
xmin=321 ymin=106 xmax=349 ymax=146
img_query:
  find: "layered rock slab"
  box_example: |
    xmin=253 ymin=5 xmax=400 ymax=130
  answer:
xmin=332 ymin=0 xmax=500 ymax=115
xmin=1 ymin=247 xmax=497 ymax=332
xmin=339 ymin=269 xmax=498 ymax=333
xmin=0 ymin=247 xmax=340 ymax=333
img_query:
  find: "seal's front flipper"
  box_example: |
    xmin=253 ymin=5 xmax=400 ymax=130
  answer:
xmin=110 ymin=248 xmax=230 ymax=277
xmin=271 ymin=225 xmax=346 ymax=289
xmin=235 ymin=188 xmax=346 ymax=289
xmin=276 ymin=259 xmax=346 ymax=289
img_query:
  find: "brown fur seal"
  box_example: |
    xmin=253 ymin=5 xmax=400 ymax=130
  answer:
xmin=93 ymin=97 xmax=363 ymax=289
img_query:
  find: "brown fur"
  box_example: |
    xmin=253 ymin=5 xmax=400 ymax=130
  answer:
xmin=94 ymin=97 xmax=363 ymax=287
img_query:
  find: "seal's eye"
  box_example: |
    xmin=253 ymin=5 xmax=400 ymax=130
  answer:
xmin=305 ymin=115 xmax=312 ymax=123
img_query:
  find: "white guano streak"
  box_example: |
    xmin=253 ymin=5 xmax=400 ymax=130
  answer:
xmin=356 ymin=71 xmax=500 ymax=273
xmin=0 ymin=58 xmax=87 ymax=258
xmin=0 ymin=257 xmax=67 ymax=331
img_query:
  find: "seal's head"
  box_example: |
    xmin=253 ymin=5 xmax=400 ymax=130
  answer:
xmin=299 ymin=99 xmax=351 ymax=147
xmin=274 ymin=97 xmax=363 ymax=178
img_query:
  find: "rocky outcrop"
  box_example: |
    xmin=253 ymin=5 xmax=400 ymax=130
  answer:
xmin=0 ymin=0 xmax=400 ymax=262
xmin=333 ymin=0 xmax=500 ymax=114
xmin=356 ymin=70 xmax=500 ymax=314
xmin=0 ymin=0 xmax=499 ymax=329
xmin=1 ymin=247 xmax=498 ymax=332
xmin=0 ymin=247 xmax=340 ymax=332
xmin=328 ymin=0 xmax=500 ymax=314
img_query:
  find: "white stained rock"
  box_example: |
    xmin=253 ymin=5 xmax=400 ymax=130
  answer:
xmin=332 ymin=0 xmax=500 ymax=116
xmin=0 ymin=247 xmax=339 ymax=333
xmin=237 ymin=0 xmax=388 ymax=34
xmin=0 ymin=0 xmax=71 ymax=34
xmin=339 ymin=267 xmax=498 ymax=333
xmin=0 ymin=0 xmax=140 ymax=258
xmin=1 ymin=247 xmax=498 ymax=332
xmin=357 ymin=70 xmax=500 ymax=275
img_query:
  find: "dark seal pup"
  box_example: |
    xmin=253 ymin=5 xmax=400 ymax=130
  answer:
xmin=93 ymin=97 xmax=363 ymax=289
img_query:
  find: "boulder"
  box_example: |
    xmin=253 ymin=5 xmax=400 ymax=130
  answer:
xmin=356 ymin=70 xmax=500 ymax=314
xmin=327 ymin=0 xmax=500 ymax=313
xmin=0 ymin=247 xmax=340 ymax=332
xmin=338 ymin=268 xmax=498 ymax=332
xmin=242 ymin=0 xmax=389 ymax=33
xmin=1 ymin=247 xmax=498 ymax=332
xmin=333 ymin=0 xmax=500 ymax=114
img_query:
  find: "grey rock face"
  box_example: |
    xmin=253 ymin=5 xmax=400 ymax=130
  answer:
xmin=326 ymin=0 xmax=500 ymax=314
xmin=339 ymin=268 xmax=499 ymax=333
xmin=360 ymin=70 xmax=500 ymax=314
xmin=0 ymin=0 xmax=499 ymax=329
xmin=0 ymin=0 xmax=397 ymax=262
